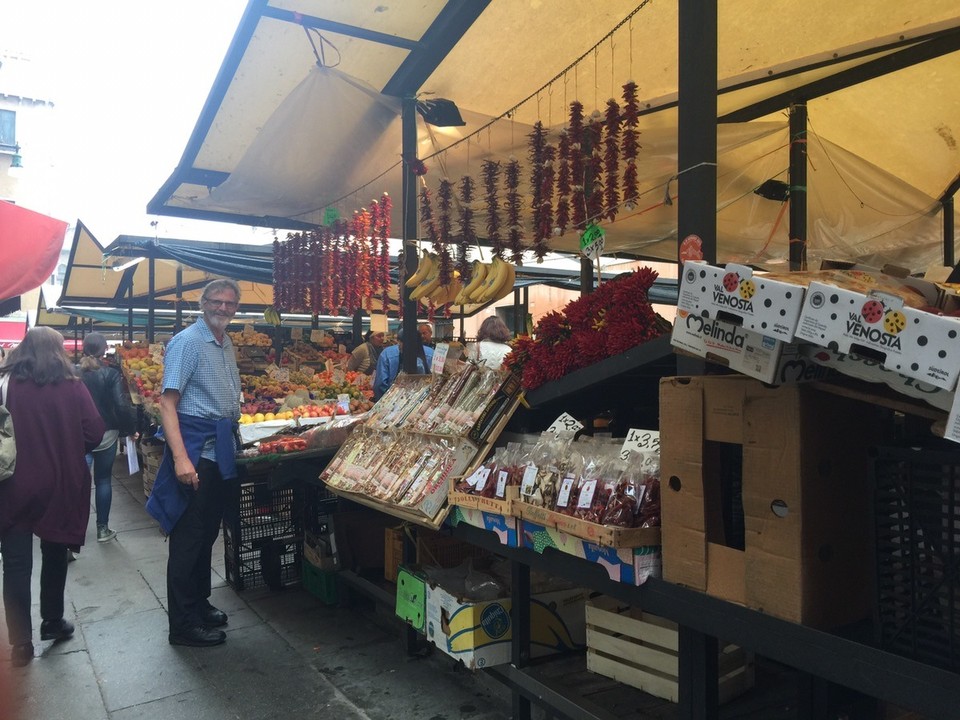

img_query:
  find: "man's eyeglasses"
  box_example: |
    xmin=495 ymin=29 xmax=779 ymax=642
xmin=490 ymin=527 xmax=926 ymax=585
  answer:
xmin=204 ymin=298 xmax=239 ymax=310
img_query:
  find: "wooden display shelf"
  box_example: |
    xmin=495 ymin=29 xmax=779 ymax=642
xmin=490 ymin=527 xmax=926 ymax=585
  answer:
xmin=516 ymin=500 xmax=661 ymax=548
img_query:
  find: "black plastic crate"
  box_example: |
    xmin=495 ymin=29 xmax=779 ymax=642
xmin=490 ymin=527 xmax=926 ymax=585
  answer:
xmin=872 ymin=446 xmax=960 ymax=673
xmin=223 ymin=480 xmax=303 ymax=591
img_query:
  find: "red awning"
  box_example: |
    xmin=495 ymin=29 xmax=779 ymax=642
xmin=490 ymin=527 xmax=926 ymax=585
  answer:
xmin=0 ymin=318 xmax=27 ymax=348
xmin=0 ymin=202 xmax=69 ymax=301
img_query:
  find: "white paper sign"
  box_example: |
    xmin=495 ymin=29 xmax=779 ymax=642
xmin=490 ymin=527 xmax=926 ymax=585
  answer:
xmin=520 ymin=464 xmax=539 ymax=496
xmin=431 ymin=342 xmax=450 ymax=374
xmin=495 ymin=470 xmax=509 ymax=499
xmin=126 ymin=436 xmax=140 ymax=476
xmin=473 ymin=467 xmax=493 ymax=492
xmin=556 ymin=475 xmax=576 ymax=507
xmin=547 ymin=412 xmax=584 ymax=437
xmin=620 ymin=428 xmax=661 ymax=460
xmin=290 ymin=328 xmax=303 ymax=340
xmin=577 ymin=479 xmax=597 ymax=509
xmin=310 ymin=329 xmax=325 ymax=343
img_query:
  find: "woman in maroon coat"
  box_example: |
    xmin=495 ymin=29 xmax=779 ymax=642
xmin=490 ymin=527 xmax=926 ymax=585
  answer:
xmin=0 ymin=327 xmax=105 ymax=667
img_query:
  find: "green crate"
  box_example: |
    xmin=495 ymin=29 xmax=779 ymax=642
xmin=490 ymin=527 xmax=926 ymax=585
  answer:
xmin=302 ymin=561 xmax=339 ymax=605
xmin=395 ymin=565 xmax=427 ymax=633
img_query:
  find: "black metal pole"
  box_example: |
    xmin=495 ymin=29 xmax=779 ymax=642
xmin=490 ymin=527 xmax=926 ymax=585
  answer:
xmin=522 ymin=286 xmax=529 ymax=336
xmin=352 ymin=309 xmax=363 ymax=347
xmin=127 ymin=281 xmax=134 ymax=342
xmin=677 ymin=0 xmax=718 ymax=264
xmin=511 ymin=559 xmax=532 ymax=720
xmin=513 ymin=287 xmax=521 ymax=334
xmin=401 ymin=96 xmax=421 ymax=373
xmin=175 ymin=265 xmax=183 ymax=333
xmin=944 ymin=196 xmax=955 ymax=268
xmin=789 ymin=102 xmax=808 ymax=271
xmin=147 ymin=257 xmax=156 ymax=344
xmin=580 ymin=257 xmax=593 ymax=294
xmin=678 ymin=626 xmax=719 ymax=719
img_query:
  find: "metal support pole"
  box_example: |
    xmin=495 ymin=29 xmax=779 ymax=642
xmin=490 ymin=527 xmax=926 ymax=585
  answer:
xmin=147 ymin=257 xmax=156 ymax=344
xmin=127 ymin=281 xmax=134 ymax=342
xmin=511 ymin=560 xmax=532 ymax=720
xmin=678 ymin=626 xmax=719 ymax=720
xmin=580 ymin=257 xmax=593 ymax=294
xmin=175 ymin=265 xmax=183 ymax=333
xmin=352 ymin=309 xmax=363 ymax=347
xmin=677 ymin=0 xmax=718 ymax=264
xmin=789 ymin=102 xmax=808 ymax=271
xmin=513 ymin=288 xmax=521 ymax=334
xmin=522 ymin=286 xmax=529 ymax=335
xmin=401 ymin=97 xmax=421 ymax=373
xmin=944 ymin=196 xmax=955 ymax=268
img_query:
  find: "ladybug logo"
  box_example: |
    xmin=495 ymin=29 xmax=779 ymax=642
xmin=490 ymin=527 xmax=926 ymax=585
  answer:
xmin=739 ymin=279 xmax=756 ymax=300
xmin=861 ymin=299 xmax=885 ymax=324
xmin=883 ymin=310 xmax=907 ymax=335
xmin=722 ymin=272 xmax=740 ymax=292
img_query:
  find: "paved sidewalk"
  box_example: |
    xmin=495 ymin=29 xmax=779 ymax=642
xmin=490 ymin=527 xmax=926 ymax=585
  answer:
xmin=2 ymin=459 xmax=512 ymax=720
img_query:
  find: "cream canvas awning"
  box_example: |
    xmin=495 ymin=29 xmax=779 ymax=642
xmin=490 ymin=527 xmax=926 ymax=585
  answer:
xmin=148 ymin=1 xmax=960 ymax=271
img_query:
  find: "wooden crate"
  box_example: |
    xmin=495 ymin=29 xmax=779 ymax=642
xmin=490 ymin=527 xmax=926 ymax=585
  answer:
xmin=140 ymin=442 xmax=165 ymax=498
xmin=384 ymin=525 xmax=491 ymax=584
xmin=586 ymin=596 xmax=754 ymax=704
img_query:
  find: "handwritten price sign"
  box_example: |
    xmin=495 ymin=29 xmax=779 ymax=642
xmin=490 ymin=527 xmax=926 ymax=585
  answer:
xmin=431 ymin=343 xmax=449 ymax=374
xmin=619 ymin=428 xmax=661 ymax=460
xmin=547 ymin=412 xmax=584 ymax=438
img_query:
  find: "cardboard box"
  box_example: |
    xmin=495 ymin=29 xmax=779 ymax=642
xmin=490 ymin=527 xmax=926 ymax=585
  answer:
xmin=796 ymin=280 xmax=960 ymax=391
xmin=520 ymin=520 xmax=661 ymax=586
xmin=660 ymin=375 xmax=879 ymax=628
xmin=425 ymin=583 xmax=587 ymax=669
xmin=395 ymin=565 xmax=427 ymax=633
xmin=671 ymin=311 xmax=828 ymax=385
xmin=586 ymin=596 xmax=754 ymax=704
xmin=677 ymin=261 xmax=806 ymax=341
xmin=516 ymin=502 xmax=661 ymax=549
xmin=448 ymin=506 xmax=520 ymax=547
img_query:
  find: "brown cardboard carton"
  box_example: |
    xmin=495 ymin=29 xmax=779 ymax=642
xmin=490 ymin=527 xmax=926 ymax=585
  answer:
xmin=660 ymin=375 xmax=877 ymax=628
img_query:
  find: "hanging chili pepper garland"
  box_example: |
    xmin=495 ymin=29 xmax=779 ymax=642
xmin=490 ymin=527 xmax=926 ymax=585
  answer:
xmin=604 ymin=97 xmax=622 ymax=220
xmin=456 ymin=175 xmax=477 ymax=282
xmin=504 ymin=157 xmax=524 ymax=264
xmin=584 ymin=110 xmax=605 ymax=227
xmin=568 ymin=101 xmax=586 ymax=230
xmin=378 ymin=192 xmax=392 ymax=313
xmin=272 ymin=239 xmax=284 ymax=310
xmin=535 ymin=142 xmax=556 ymax=262
xmin=621 ymin=81 xmax=641 ymax=210
xmin=528 ymin=122 xmax=547 ymax=259
xmin=435 ymin=178 xmax=455 ymax=285
xmin=554 ymin=130 xmax=571 ymax=237
xmin=481 ymin=159 xmax=505 ymax=259
xmin=309 ymin=229 xmax=321 ymax=315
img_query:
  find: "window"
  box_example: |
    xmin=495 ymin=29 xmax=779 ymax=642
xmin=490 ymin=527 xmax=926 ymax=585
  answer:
xmin=0 ymin=110 xmax=16 ymax=151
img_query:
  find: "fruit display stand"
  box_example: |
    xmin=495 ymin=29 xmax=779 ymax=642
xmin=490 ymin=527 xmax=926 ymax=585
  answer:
xmin=116 ymin=343 xmax=164 ymax=421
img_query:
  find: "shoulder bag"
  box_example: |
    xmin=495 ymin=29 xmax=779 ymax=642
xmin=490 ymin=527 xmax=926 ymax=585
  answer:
xmin=0 ymin=374 xmax=16 ymax=481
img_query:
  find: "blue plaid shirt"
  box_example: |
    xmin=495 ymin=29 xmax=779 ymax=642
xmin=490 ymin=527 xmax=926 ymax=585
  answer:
xmin=162 ymin=318 xmax=241 ymax=458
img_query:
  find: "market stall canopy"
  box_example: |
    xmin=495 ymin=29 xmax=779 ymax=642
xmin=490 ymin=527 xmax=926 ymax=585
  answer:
xmin=148 ymin=1 xmax=960 ymax=272
xmin=0 ymin=201 xmax=68 ymax=301
xmin=0 ymin=317 xmax=27 ymax=348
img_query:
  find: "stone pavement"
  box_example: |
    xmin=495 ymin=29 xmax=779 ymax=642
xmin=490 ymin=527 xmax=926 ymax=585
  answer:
xmin=1 ymin=458 xmax=512 ymax=720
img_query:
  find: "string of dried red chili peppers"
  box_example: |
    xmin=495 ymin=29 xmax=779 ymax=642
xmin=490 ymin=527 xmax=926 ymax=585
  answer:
xmin=535 ymin=142 xmax=556 ymax=262
xmin=555 ymin=130 xmax=571 ymax=237
xmin=621 ymin=81 xmax=641 ymax=210
xmin=435 ymin=178 xmax=455 ymax=285
xmin=584 ymin=111 xmax=605 ymax=226
xmin=378 ymin=192 xmax=392 ymax=313
xmin=481 ymin=159 xmax=504 ymax=259
xmin=604 ymin=97 xmax=622 ymax=221
xmin=505 ymin=158 xmax=524 ymax=264
xmin=568 ymin=101 xmax=586 ymax=230
xmin=528 ymin=122 xmax=547 ymax=259
xmin=456 ymin=175 xmax=477 ymax=283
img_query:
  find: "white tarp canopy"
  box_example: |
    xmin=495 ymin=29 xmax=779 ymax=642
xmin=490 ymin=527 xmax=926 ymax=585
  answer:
xmin=149 ymin=0 xmax=960 ymax=272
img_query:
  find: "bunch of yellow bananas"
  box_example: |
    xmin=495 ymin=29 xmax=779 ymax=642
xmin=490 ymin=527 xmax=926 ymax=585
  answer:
xmin=263 ymin=307 xmax=282 ymax=326
xmin=404 ymin=251 xmax=516 ymax=307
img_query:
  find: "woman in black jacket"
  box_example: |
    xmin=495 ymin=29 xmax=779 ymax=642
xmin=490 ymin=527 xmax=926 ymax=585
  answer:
xmin=78 ymin=334 xmax=136 ymax=542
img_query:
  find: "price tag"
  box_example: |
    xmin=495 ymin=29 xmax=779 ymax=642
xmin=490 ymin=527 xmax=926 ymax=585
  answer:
xmin=337 ymin=393 xmax=350 ymax=414
xmin=495 ymin=470 xmax=509 ymax=499
xmin=579 ymin=222 xmax=605 ymax=260
xmin=274 ymin=368 xmax=290 ymax=382
xmin=473 ymin=467 xmax=493 ymax=492
xmin=520 ymin=464 xmax=539 ymax=496
xmin=332 ymin=369 xmax=346 ymax=385
xmin=577 ymin=479 xmax=597 ymax=509
xmin=149 ymin=343 xmax=165 ymax=362
xmin=322 ymin=207 xmax=340 ymax=226
xmin=290 ymin=328 xmax=303 ymax=341
xmin=431 ymin=342 xmax=449 ymax=374
xmin=547 ymin=412 xmax=584 ymax=438
xmin=265 ymin=363 xmax=280 ymax=378
xmin=242 ymin=323 xmax=255 ymax=336
xmin=556 ymin=475 xmax=576 ymax=508
xmin=619 ymin=428 xmax=661 ymax=461
xmin=300 ymin=365 xmax=315 ymax=377
xmin=310 ymin=329 xmax=324 ymax=344
xmin=463 ymin=466 xmax=490 ymax=489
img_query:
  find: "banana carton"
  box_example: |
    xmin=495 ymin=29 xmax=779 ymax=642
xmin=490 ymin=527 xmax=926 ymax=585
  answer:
xmin=425 ymin=583 xmax=587 ymax=670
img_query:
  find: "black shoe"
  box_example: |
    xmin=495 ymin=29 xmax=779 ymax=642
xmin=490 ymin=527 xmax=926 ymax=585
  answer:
xmin=40 ymin=619 xmax=75 ymax=641
xmin=168 ymin=626 xmax=226 ymax=647
xmin=201 ymin=606 xmax=228 ymax=628
xmin=11 ymin=643 xmax=33 ymax=667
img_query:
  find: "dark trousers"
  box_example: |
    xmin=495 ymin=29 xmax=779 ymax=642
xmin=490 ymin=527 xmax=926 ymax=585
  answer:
xmin=166 ymin=459 xmax=226 ymax=633
xmin=1 ymin=530 xmax=69 ymax=647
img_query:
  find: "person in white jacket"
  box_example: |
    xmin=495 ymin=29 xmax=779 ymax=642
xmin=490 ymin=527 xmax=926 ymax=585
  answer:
xmin=467 ymin=316 xmax=513 ymax=369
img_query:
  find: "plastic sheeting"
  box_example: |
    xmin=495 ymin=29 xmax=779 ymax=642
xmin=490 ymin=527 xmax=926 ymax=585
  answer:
xmin=0 ymin=201 xmax=68 ymax=301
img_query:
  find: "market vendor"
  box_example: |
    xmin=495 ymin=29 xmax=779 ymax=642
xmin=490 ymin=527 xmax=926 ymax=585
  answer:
xmin=146 ymin=278 xmax=242 ymax=649
xmin=373 ymin=324 xmax=433 ymax=399
xmin=346 ymin=330 xmax=384 ymax=375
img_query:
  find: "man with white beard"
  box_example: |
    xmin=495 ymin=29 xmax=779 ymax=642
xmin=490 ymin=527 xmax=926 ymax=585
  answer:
xmin=147 ymin=279 xmax=242 ymax=647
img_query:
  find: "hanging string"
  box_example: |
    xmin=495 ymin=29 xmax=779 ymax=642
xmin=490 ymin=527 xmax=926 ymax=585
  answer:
xmin=610 ymin=37 xmax=616 ymax=99
xmin=303 ymin=27 xmax=341 ymax=68
xmin=629 ymin=17 xmax=634 ymax=79
xmin=594 ymin=47 xmax=599 ymax=112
